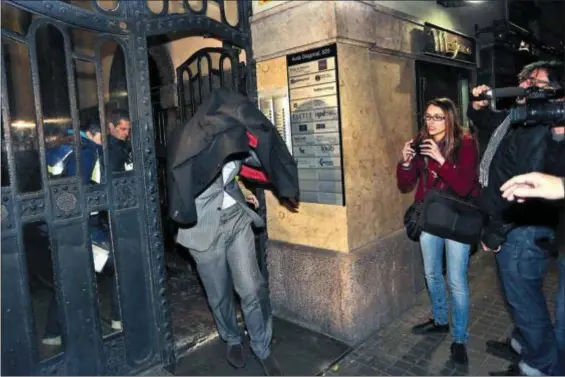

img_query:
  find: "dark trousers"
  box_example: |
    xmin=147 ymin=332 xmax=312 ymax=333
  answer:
xmin=496 ymin=226 xmax=563 ymax=376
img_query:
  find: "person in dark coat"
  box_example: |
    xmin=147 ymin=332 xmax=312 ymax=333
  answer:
xmin=469 ymin=60 xmax=564 ymax=376
xmin=46 ymin=123 xmax=102 ymax=184
xmin=106 ymin=109 xmax=132 ymax=173
xmin=500 ymin=169 xmax=565 ymax=355
xmin=168 ymin=88 xmax=299 ymax=376
xmin=43 ymin=121 xmax=122 ymax=345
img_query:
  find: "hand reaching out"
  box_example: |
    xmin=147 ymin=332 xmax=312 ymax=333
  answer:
xmin=500 ymin=172 xmax=565 ymax=202
xmin=281 ymin=197 xmax=299 ymax=213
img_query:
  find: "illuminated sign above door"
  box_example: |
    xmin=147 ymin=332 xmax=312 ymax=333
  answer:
xmin=423 ymin=22 xmax=476 ymax=64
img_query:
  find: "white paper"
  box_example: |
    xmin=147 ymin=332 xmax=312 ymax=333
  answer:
xmin=92 ymin=243 xmax=110 ymax=273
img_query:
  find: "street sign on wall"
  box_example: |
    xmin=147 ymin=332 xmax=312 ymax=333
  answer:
xmin=286 ymin=44 xmax=345 ymax=206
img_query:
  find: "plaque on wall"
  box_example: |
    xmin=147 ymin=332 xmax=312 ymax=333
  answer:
xmin=422 ymin=23 xmax=476 ymax=64
xmin=286 ymin=44 xmax=345 ymax=206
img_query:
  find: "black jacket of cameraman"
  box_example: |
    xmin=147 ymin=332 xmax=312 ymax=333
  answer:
xmin=467 ymin=105 xmax=565 ymax=250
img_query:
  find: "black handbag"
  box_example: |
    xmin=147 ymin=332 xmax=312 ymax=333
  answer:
xmin=403 ymin=159 xmax=483 ymax=244
xmin=403 ymin=164 xmax=429 ymax=242
xmin=419 ymin=187 xmax=484 ymax=245
xmin=403 ymin=201 xmax=423 ymax=241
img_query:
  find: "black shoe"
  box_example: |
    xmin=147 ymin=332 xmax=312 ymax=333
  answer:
xmin=489 ymin=364 xmax=520 ymax=376
xmin=486 ymin=339 xmax=520 ymax=362
xmin=411 ymin=318 xmax=449 ymax=335
xmin=259 ymin=354 xmax=283 ymax=376
xmin=450 ymin=342 xmax=469 ymax=365
xmin=227 ymin=344 xmax=245 ymax=369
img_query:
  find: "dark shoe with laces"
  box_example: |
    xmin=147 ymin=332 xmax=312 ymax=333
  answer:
xmin=486 ymin=339 xmax=520 ymax=362
xmin=259 ymin=354 xmax=283 ymax=376
xmin=226 ymin=344 xmax=245 ymax=369
xmin=411 ymin=318 xmax=449 ymax=335
xmin=450 ymin=342 xmax=469 ymax=365
xmin=489 ymin=364 xmax=520 ymax=376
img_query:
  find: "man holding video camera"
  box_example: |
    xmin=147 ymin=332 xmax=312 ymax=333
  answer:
xmin=469 ymin=60 xmax=564 ymax=376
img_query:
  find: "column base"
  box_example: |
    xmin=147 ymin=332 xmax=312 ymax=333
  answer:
xmin=268 ymin=230 xmax=426 ymax=345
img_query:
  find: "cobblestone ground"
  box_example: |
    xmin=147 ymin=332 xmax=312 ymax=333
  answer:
xmin=325 ymin=253 xmax=560 ymax=376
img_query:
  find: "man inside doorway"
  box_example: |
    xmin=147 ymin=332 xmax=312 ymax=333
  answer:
xmin=106 ymin=109 xmax=133 ymax=173
xmin=43 ymin=121 xmax=122 ymax=345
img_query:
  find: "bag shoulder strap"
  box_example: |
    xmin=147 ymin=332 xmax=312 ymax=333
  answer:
xmin=422 ymin=159 xmax=428 ymax=193
xmin=420 ymin=158 xmax=439 ymax=199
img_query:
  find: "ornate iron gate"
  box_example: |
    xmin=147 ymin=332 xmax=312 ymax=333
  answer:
xmin=176 ymin=46 xmax=243 ymax=122
xmin=1 ymin=0 xmax=254 ymax=375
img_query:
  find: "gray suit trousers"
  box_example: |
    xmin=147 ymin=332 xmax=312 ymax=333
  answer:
xmin=189 ymin=204 xmax=272 ymax=359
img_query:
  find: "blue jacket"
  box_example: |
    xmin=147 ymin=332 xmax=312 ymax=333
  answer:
xmin=46 ymin=130 xmax=102 ymax=184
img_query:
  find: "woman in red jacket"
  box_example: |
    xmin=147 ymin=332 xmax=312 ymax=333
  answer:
xmin=396 ymin=98 xmax=480 ymax=365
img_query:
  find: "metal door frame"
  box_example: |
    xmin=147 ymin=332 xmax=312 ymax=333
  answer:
xmin=1 ymin=1 xmax=255 ymax=375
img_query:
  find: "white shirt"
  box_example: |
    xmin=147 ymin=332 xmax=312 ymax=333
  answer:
xmin=221 ymin=161 xmax=238 ymax=209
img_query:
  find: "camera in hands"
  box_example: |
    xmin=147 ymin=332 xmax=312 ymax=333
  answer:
xmin=472 ymin=85 xmax=564 ymax=125
xmin=411 ymin=138 xmax=424 ymax=155
xmin=508 ymin=87 xmax=564 ymax=125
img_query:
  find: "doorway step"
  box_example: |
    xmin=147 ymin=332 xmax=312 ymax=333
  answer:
xmin=173 ymin=317 xmax=350 ymax=376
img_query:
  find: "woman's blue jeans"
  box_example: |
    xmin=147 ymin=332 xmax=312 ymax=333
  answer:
xmin=419 ymin=231 xmax=471 ymax=344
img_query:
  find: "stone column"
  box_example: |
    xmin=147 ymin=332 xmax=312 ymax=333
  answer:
xmin=252 ymin=1 xmax=434 ymax=344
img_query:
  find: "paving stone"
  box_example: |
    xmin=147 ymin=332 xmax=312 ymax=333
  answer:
xmin=330 ymin=254 xmax=560 ymax=376
xmin=386 ymin=364 xmax=410 ymax=376
xmin=399 ymin=351 xmax=423 ymax=364
xmin=408 ymin=364 xmax=429 ymax=376
xmin=357 ymin=365 xmax=380 ymax=376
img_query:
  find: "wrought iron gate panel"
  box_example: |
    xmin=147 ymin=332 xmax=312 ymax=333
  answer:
xmin=176 ymin=47 xmax=241 ymax=122
xmin=142 ymin=0 xmax=250 ymax=45
xmin=2 ymin=14 xmax=107 ymax=376
xmin=11 ymin=1 xmax=129 ymax=35
xmin=1 ymin=0 xmax=255 ymax=375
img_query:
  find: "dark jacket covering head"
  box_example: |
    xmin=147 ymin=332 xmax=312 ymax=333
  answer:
xmin=167 ymin=88 xmax=299 ymax=225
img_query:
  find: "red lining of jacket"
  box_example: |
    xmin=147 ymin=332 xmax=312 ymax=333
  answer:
xmin=240 ymin=165 xmax=269 ymax=183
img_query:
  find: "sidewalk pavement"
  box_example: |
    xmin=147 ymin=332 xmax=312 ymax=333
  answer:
xmin=324 ymin=252 xmax=560 ymax=376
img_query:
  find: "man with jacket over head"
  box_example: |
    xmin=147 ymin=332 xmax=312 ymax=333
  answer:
xmin=469 ymin=60 xmax=564 ymax=376
xmin=168 ymin=89 xmax=300 ymax=376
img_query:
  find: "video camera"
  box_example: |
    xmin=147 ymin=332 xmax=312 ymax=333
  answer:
xmin=508 ymin=87 xmax=565 ymax=125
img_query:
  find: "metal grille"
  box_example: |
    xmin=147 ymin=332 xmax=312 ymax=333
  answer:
xmin=1 ymin=0 xmax=254 ymax=375
xmin=177 ymin=46 xmax=242 ymax=123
